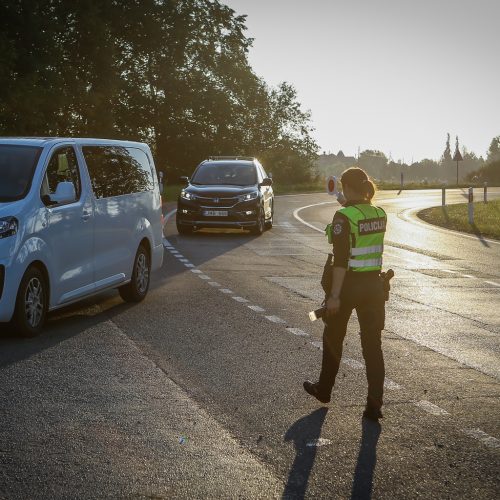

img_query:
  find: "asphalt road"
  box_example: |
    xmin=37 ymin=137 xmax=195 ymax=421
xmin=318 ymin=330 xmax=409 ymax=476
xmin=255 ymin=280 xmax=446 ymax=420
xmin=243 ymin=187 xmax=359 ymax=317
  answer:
xmin=0 ymin=188 xmax=499 ymax=499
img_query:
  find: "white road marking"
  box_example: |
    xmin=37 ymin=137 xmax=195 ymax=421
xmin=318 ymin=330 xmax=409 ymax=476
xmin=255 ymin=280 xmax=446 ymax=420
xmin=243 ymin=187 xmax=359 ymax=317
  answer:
xmin=462 ymin=428 xmax=500 ymax=449
xmin=220 ymin=289 xmax=233 ymax=294
xmin=198 ymin=275 xmax=211 ymax=280
xmin=191 ymin=269 xmax=203 ymax=274
xmin=286 ymin=327 xmax=309 ymax=337
xmin=208 ymin=282 xmax=221 ymax=287
xmin=292 ymin=202 xmax=335 ymax=233
xmin=265 ymin=315 xmax=286 ymax=324
xmin=414 ymin=400 xmax=449 ymax=416
xmin=342 ymin=358 xmax=364 ymax=370
xmin=232 ymin=296 xmax=250 ymax=303
xmin=461 ymin=274 xmax=475 ymax=279
xmin=179 ymin=259 xmax=190 ymax=263
xmin=310 ymin=341 xmax=323 ymax=351
xmin=442 ymin=269 xmax=458 ymax=274
xmin=306 ymin=438 xmax=332 ymax=447
xmin=248 ymin=305 xmax=266 ymax=312
xmin=485 ymin=280 xmax=500 ymax=287
xmin=184 ymin=263 xmax=195 ymax=268
xmin=384 ymin=379 xmax=402 ymax=390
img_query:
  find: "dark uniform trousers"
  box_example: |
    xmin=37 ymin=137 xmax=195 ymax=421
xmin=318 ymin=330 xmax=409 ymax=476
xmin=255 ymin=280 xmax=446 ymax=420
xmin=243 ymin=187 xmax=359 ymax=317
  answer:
xmin=318 ymin=272 xmax=386 ymax=408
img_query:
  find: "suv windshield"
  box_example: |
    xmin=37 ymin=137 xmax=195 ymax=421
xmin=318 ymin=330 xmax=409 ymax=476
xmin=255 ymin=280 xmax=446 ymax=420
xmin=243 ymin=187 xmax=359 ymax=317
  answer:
xmin=0 ymin=145 xmax=42 ymax=202
xmin=191 ymin=162 xmax=257 ymax=186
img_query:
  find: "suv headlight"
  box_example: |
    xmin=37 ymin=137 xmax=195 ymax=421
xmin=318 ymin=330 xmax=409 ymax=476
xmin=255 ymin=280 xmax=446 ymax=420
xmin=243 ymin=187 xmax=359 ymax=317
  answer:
xmin=0 ymin=217 xmax=18 ymax=239
xmin=181 ymin=190 xmax=195 ymax=200
xmin=238 ymin=191 xmax=259 ymax=202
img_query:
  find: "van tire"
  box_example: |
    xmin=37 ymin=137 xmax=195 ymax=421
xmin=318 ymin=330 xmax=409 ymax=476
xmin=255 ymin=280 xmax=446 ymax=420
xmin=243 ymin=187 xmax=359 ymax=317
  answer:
xmin=119 ymin=244 xmax=151 ymax=303
xmin=13 ymin=266 xmax=48 ymax=337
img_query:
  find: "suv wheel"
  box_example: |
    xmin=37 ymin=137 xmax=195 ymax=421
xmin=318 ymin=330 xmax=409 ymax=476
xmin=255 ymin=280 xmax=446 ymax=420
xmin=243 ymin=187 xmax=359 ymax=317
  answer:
xmin=250 ymin=206 xmax=265 ymax=235
xmin=264 ymin=201 xmax=274 ymax=230
xmin=13 ymin=266 xmax=48 ymax=337
xmin=119 ymin=244 xmax=151 ymax=303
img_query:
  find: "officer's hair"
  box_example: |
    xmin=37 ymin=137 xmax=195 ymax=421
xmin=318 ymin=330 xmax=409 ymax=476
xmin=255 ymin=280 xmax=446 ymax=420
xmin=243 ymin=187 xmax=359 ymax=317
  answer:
xmin=340 ymin=167 xmax=376 ymax=201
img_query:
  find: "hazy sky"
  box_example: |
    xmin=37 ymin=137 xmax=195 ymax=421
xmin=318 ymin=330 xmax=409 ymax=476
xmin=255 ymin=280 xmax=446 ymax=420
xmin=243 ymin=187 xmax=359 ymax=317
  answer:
xmin=223 ymin=0 xmax=500 ymax=162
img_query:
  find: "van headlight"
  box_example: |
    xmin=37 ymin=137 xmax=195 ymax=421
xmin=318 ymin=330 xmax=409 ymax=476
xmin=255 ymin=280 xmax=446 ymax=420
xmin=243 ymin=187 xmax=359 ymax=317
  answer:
xmin=181 ymin=190 xmax=195 ymax=200
xmin=238 ymin=191 xmax=259 ymax=202
xmin=0 ymin=217 xmax=18 ymax=239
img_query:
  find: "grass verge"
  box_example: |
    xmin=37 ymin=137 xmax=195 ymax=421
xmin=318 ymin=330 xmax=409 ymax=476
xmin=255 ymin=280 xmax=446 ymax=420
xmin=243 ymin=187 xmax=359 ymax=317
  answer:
xmin=418 ymin=199 xmax=500 ymax=240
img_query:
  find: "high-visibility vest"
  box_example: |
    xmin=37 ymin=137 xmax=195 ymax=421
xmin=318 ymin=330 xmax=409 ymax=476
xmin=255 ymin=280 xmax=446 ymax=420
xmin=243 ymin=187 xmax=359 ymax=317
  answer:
xmin=338 ymin=204 xmax=387 ymax=272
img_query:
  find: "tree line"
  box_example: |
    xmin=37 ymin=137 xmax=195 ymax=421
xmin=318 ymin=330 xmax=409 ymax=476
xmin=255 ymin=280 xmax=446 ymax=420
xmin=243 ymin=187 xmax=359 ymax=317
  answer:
xmin=0 ymin=0 xmax=318 ymax=183
xmin=317 ymin=134 xmax=500 ymax=185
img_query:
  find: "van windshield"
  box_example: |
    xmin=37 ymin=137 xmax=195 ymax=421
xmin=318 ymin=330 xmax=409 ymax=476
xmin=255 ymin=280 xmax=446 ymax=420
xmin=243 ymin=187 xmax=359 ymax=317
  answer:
xmin=0 ymin=145 xmax=42 ymax=202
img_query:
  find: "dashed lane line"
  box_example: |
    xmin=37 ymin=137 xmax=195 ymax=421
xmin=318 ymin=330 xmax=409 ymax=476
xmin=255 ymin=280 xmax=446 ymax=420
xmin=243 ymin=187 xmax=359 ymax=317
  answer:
xmin=306 ymin=438 xmax=332 ymax=447
xmin=310 ymin=341 xmax=323 ymax=350
xmin=208 ymin=282 xmax=221 ymax=287
xmin=191 ymin=269 xmax=203 ymax=274
xmin=219 ymin=289 xmax=233 ymax=294
xmin=342 ymin=358 xmax=364 ymax=370
xmin=232 ymin=296 xmax=250 ymax=303
xmin=198 ymin=275 xmax=211 ymax=280
xmin=414 ymin=400 xmax=449 ymax=416
xmin=184 ymin=263 xmax=195 ymax=268
xmin=248 ymin=305 xmax=266 ymax=312
xmin=463 ymin=428 xmax=500 ymax=449
xmin=485 ymin=281 xmax=500 ymax=287
xmin=286 ymin=327 xmax=309 ymax=337
xmin=265 ymin=315 xmax=287 ymax=324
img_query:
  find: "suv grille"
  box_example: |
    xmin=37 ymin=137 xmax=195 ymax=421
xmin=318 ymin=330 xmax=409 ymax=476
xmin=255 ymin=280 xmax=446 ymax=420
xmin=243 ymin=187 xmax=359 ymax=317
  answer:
xmin=197 ymin=196 xmax=239 ymax=207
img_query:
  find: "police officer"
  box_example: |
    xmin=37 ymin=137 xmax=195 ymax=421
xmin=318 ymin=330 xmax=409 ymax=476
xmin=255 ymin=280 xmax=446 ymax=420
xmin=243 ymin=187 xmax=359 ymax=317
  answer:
xmin=304 ymin=167 xmax=387 ymax=421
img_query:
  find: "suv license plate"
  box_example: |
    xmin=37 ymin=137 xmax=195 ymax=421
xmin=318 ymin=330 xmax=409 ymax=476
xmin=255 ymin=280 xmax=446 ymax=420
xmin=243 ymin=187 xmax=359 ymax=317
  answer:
xmin=203 ymin=210 xmax=228 ymax=217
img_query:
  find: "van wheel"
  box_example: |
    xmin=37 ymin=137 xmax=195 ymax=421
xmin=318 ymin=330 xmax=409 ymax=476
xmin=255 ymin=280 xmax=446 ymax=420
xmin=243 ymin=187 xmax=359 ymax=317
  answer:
xmin=13 ymin=266 xmax=48 ymax=337
xmin=119 ymin=244 xmax=151 ymax=303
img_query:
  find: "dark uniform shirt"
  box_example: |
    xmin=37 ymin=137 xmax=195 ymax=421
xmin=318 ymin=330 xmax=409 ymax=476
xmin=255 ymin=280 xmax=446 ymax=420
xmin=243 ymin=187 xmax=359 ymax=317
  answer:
xmin=331 ymin=200 xmax=366 ymax=269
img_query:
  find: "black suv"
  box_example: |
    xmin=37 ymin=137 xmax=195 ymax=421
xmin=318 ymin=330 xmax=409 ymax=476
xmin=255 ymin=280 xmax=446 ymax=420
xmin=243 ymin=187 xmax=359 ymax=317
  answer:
xmin=176 ymin=157 xmax=274 ymax=235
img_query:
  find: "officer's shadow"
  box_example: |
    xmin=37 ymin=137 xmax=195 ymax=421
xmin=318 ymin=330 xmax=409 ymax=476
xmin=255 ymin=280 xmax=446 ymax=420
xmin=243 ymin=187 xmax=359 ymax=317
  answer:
xmin=283 ymin=407 xmax=328 ymax=499
xmin=283 ymin=409 xmax=381 ymax=500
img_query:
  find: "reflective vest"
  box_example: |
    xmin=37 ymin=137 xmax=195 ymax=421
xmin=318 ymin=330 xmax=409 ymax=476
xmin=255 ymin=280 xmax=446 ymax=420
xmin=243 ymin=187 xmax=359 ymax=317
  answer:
xmin=338 ymin=204 xmax=387 ymax=272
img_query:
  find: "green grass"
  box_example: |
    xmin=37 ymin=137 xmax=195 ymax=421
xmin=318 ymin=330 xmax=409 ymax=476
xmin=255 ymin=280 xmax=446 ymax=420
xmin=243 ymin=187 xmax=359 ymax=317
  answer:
xmin=418 ymin=199 xmax=500 ymax=240
xmin=162 ymin=183 xmax=183 ymax=202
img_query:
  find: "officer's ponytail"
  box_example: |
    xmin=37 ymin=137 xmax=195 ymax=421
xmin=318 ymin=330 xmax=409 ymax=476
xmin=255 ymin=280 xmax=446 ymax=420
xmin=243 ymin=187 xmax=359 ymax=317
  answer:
xmin=340 ymin=167 xmax=376 ymax=201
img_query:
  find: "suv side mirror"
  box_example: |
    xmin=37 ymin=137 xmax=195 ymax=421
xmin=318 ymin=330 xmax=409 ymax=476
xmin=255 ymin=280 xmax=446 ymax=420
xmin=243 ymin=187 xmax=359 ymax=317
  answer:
xmin=260 ymin=177 xmax=273 ymax=187
xmin=49 ymin=181 xmax=76 ymax=204
xmin=180 ymin=176 xmax=189 ymax=184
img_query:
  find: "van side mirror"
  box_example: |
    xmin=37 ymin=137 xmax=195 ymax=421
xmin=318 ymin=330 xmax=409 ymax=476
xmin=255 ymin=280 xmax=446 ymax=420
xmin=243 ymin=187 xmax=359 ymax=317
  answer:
xmin=50 ymin=181 xmax=76 ymax=204
xmin=180 ymin=176 xmax=189 ymax=184
xmin=259 ymin=177 xmax=273 ymax=187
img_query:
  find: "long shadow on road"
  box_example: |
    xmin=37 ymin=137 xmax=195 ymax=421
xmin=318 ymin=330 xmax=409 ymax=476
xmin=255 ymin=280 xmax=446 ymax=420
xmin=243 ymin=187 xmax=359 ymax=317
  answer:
xmin=283 ymin=407 xmax=328 ymax=499
xmin=350 ymin=419 xmax=382 ymax=500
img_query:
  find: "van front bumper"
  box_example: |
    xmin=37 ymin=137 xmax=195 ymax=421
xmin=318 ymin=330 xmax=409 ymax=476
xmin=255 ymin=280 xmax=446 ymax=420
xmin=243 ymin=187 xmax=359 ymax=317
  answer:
xmin=0 ymin=258 xmax=19 ymax=323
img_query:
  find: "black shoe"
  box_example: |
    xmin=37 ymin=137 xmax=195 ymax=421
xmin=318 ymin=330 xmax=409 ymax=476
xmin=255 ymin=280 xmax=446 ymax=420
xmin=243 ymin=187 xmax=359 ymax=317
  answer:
xmin=303 ymin=381 xmax=331 ymax=404
xmin=363 ymin=406 xmax=383 ymax=421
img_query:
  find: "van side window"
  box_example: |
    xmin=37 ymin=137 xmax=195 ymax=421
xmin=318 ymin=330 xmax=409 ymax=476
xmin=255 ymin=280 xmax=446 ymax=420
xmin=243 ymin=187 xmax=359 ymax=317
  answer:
xmin=41 ymin=146 xmax=81 ymax=205
xmin=83 ymin=146 xmax=154 ymax=199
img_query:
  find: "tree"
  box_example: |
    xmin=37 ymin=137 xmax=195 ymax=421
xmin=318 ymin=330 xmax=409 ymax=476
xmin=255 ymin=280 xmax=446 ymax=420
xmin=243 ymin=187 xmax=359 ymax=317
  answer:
xmin=0 ymin=0 xmax=318 ymax=183
xmin=487 ymin=136 xmax=500 ymax=163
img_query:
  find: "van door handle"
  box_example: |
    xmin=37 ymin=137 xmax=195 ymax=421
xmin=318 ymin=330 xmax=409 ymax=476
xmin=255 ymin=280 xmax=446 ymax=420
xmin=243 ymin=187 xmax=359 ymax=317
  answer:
xmin=81 ymin=210 xmax=92 ymax=221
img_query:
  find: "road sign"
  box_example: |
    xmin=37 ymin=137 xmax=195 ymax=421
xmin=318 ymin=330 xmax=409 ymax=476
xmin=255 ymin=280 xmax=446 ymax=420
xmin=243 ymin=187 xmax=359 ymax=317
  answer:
xmin=326 ymin=176 xmax=337 ymax=195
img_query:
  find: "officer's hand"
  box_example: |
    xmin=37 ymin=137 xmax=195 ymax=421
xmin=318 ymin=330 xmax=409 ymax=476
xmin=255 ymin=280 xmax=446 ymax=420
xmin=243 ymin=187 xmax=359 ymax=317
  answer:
xmin=326 ymin=296 xmax=341 ymax=317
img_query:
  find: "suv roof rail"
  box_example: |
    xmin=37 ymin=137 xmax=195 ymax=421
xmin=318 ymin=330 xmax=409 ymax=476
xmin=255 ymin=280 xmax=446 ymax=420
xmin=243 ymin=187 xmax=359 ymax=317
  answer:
xmin=207 ymin=156 xmax=255 ymax=162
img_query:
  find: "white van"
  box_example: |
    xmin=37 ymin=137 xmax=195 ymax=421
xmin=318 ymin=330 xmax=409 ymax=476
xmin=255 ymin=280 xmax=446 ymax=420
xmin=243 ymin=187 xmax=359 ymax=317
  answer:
xmin=0 ymin=138 xmax=164 ymax=336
